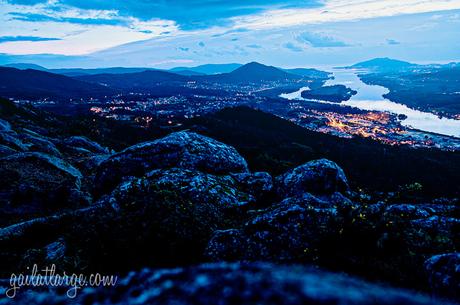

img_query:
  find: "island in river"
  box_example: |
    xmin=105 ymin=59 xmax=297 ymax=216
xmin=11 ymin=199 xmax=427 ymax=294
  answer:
xmin=278 ymin=68 xmax=460 ymax=150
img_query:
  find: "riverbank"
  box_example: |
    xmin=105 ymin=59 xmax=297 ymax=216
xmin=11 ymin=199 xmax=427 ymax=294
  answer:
xmin=281 ymin=68 xmax=460 ymax=136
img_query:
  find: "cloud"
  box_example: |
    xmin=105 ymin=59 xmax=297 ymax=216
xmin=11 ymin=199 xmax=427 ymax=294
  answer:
xmin=0 ymin=1 xmax=181 ymax=54
xmin=283 ymin=42 xmax=303 ymax=52
xmin=5 ymin=0 xmax=43 ymax=4
xmin=296 ymin=32 xmax=350 ymax=48
xmin=2 ymin=0 xmax=460 ymax=64
xmin=4 ymin=0 xmax=322 ymax=30
xmin=149 ymin=59 xmax=194 ymax=67
xmin=0 ymin=52 xmax=87 ymax=66
xmin=231 ymin=0 xmax=460 ymax=30
xmin=386 ymin=39 xmax=400 ymax=45
xmin=212 ymin=28 xmax=249 ymax=38
xmin=0 ymin=35 xmax=61 ymax=43
xmin=8 ymin=12 xmax=127 ymax=26
xmin=448 ymin=13 xmax=460 ymax=22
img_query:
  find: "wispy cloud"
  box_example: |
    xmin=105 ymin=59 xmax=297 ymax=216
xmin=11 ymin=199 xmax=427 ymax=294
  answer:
xmin=386 ymin=39 xmax=400 ymax=45
xmin=231 ymin=0 xmax=460 ymax=29
xmin=149 ymin=59 xmax=194 ymax=66
xmin=0 ymin=0 xmax=180 ymax=54
xmin=4 ymin=0 xmax=322 ymax=30
xmin=9 ymin=12 xmax=128 ymax=26
xmin=211 ymin=28 xmax=249 ymax=38
xmin=0 ymin=35 xmax=61 ymax=43
xmin=296 ymin=32 xmax=350 ymax=48
xmin=283 ymin=42 xmax=303 ymax=52
xmin=1 ymin=0 xmax=460 ymax=64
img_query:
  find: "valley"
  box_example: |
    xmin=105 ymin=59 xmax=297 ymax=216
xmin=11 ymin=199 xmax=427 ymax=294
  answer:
xmin=7 ymin=60 xmax=460 ymax=152
xmin=2 ymin=0 xmax=460 ymax=303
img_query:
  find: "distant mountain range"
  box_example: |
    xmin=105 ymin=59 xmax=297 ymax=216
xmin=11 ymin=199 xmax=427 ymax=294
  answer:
xmin=3 ymin=63 xmax=48 ymax=71
xmin=0 ymin=67 xmax=115 ymax=100
xmin=3 ymin=63 xmax=243 ymax=77
xmin=75 ymin=70 xmax=189 ymax=90
xmin=170 ymin=63 xmax=242 ymax=75
xmin=283 ymin=68 xmax=331 ymax=78
xmin=170 ymin=70 xmax=205 ymax=76
xmin=75 ymin=62 xmax=325 ymax=89
xmin=198 ymin=62 xmax=303 ymax=83
xmin=4 ymin=58 xmax=459 ymax=77
xmin=0 ymin=62 xmax=325 ymax=99
xmin=3 ymin=58 xmax=456 ymax=101
xmin=347 ymin=58 xmax=418 ymax=72
xmin=350 ymin=58 xmax=460 ymax=74
xmin=2 ymin=62 xmax=328 ymax=79
xmin=2 ymin=62 xmax=252 ymax=77
xmin=3 ymin=63 xmax=160 ymax=77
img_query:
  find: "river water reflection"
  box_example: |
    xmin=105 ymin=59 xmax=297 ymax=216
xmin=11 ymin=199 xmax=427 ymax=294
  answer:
xmin=281 ymin=69 xmax=460 ymax=138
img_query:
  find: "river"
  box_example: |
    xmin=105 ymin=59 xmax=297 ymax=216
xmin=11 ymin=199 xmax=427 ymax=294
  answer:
xmin=280 ymin=69 xmax=460 ymax=138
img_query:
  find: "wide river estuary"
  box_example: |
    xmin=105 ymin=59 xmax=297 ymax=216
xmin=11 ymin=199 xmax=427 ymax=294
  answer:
xmin=280 ymin=69 xmax=460 ymax=138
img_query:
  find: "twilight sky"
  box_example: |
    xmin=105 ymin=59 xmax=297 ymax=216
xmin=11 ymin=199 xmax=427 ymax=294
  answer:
xmin=1 ymin=0 xmax=460 ymax=68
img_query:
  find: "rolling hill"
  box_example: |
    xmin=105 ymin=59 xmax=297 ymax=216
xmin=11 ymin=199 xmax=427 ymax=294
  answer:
xmin=1 ymin=63 xmax=159 ymax=76
xmin=199 ymin=62 xmax=302 ymax=84
xmin=170 ymin=70 xmax=205 ymax=76
xmin=170 ymin=63 xmax=242 ymax=75
xmin=349 ymin=58 xmax=417 ymax=72
xmin=0 ymin=62 xmax=330 ymax=97
xmin=51 ymin=67 xmax=159 ymax=76
xmin=76 ymin=62 xmax=308 ymax=90
xmin=185 ymin=106 xmax=460 ymax=197
xmin=0 ymin=67 xmax=115 ymax=100
xmin=75 ymin=70 xmax=190 ymax=89
xmin=283 ymin=68 xmax=331 ymax=79
xmin=3 ymin=63 xmax=48 ymax=71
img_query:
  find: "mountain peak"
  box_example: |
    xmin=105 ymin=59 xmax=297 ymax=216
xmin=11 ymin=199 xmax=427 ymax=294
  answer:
xmin=351 ymin=58 xmax=416 ymax=71
xmin=0 ymin=66 xmax=115 ymax=99
xmin=195 ymin=62 xmax=300 ymax=83
xmin=237 ymin=61 xmax=273 ymax=69
xmin=3 ymin=63 xmax=48 ymax=71
xmin=244 ymin=61 xmax=265 ymax=66
xmin=232 ymin=62 xmax=284 ymax=74
xmin=362 ymin=57 xmax=412 ymax=64
xmin=170 ymin=63 xmax=242 ymax=75
xmin=225 ymin=62 xmax=299 ymax=82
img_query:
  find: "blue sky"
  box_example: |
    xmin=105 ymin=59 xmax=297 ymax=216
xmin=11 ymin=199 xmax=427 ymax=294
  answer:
xmin=1 ymin=0 xmax=460 ymax=68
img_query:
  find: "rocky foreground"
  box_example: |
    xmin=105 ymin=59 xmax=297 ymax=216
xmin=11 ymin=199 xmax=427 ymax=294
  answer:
xmin=0 ymin=262 xmax=450 ymax=305
xmin=0 ymin=102 xmax=459 ymax=304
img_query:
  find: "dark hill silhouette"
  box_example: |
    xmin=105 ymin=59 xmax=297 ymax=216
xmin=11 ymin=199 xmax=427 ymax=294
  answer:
xmin=75 ymin=70 xmax=190 ymax=89
xmin=76 ymin=62 xmax=306 ymax=89
xmin=200 ymin=62 xmax=302 ymax=83
xmin=185 ymin=106 xmax=460 ymax=198
xmin=3 ymin=63 xmax=48 ymax=71
xmin=171 ymin=70 xmax=205 ymax=76
xmin=350 ymin=58 xmax=417 ymax=72
xmin=1 ymin=64 xmax=160 ymax=76
xmin=0 ymin=67 xmax=115 ymax=100
xmin=170 ymin=63 xmax=242 ymax=75
xmin=283 ymin=68 xmax=330 ymax=79
xmin=53 ymin=67 xmax=159 ymax=76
